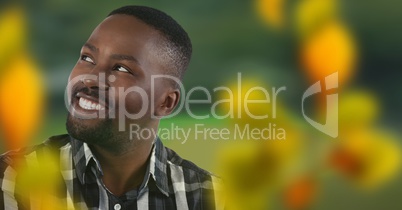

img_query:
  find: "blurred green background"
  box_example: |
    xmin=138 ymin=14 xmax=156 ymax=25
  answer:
xmin=1 ymin=0 xmax=402 ymax=209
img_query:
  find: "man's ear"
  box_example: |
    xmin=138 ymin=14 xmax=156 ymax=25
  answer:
xmin=154 ymin=89 xmax=180 ymax=117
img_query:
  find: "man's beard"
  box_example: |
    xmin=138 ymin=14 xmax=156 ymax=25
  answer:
xmin=66 ymin=113 xmax=140 ymax=154
xmin=66 ymin=113 xmax=114 ymax=146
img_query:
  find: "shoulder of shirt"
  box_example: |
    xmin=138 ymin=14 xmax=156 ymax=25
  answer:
xmin=163 ymin=145 xmax=220 ymax=179
xmin=0 ymin=134 xmax=71 ymax=169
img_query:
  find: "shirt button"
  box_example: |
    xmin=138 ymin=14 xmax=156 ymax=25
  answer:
xmin=114 ymin=204 xmax=121 ymax=210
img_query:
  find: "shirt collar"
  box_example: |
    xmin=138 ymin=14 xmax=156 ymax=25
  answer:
xmin=71 ymin=137 xmax=102 ymax=184
xmin=148 ymin=137 xmax=170 ymax=196
xmin=70 ymin=136 xmax=170 ymax=197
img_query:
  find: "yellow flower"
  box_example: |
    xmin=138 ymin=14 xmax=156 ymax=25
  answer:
xmin=217 ymin=142 xmax=273 ymax=210
xmin=330 ymin=129 xmax=401 ymax=189
xmin=218 ymin=77 xmax=291 ymax=128
xmin=0 ymin=6 xmax=26 ymax=74
xmin=338 ymin=90 xmax=379 ymax=130
xmin=17 ymin=152 xmax=66 ymax=209
xmin=256 ymin=0 xmax=285 ymax=29
xmin=216 ymin=77 xmax=305 ymax=209
xmin=294 ymin=0 xmax=338 ymax=39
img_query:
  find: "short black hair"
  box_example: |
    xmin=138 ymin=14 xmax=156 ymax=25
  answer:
xmin=108 ymin=5 xmax=192 ymax=82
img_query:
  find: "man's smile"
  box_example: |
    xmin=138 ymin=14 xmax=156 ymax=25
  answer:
xmin=78 ymin=97 xmax=106 ymax=111
xmin=71 ymin=89 xmax=110 ymax=117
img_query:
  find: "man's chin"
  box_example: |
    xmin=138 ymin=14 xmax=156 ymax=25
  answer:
xmin=66 ymin=113 xmax=113 ymax=144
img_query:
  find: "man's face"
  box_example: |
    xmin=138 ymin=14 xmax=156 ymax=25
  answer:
xmin=66 ymin=14 xmax=167 ymax=145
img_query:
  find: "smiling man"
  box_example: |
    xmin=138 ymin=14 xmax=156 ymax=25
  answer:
xmin=0 ymin=5 xmax=222 ymax=210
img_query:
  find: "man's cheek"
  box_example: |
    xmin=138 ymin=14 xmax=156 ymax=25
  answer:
xmin=117 ymin=89 xmax=149 ymax=118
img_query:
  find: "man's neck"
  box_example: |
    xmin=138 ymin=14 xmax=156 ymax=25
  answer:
xmin=90 ymin=139 xmax=154 ymax=196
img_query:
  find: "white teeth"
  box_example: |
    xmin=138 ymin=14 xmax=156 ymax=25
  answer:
xmin=78 ymin=97 xmax=105 ymax=111
xmin=79 ymin=97 xmax=86 ymax=109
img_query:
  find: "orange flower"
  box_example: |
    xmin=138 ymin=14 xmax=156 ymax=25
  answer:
xmin=0 ymin=5 xmax=45 ymax=149
xmin=0 ymin=54 xmax=45 ymax=149
xmin=284 ymin=175 xmax=318 ymax=210
xmin=300 ymin=20 xmax=357 ymax=86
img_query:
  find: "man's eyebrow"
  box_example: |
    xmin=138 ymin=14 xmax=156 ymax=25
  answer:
xmin=83 ymin=43 xmax=99 ymax=52
xmin=111 ymin=54 xmax=140 ymax=65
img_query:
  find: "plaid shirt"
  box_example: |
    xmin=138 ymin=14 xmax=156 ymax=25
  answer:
xmin=0 ymin=134 xmax=223 ymax=210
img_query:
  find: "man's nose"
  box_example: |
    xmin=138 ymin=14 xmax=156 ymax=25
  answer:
xmin=82 ymin=76 xmax=109 ymax=90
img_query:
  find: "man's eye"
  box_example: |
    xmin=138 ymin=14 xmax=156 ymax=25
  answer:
xmin=81 ymin=55 xmax=95 ymax=64
xmin=115 ymin=66 xmax=129 ymax=73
